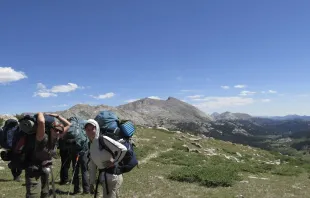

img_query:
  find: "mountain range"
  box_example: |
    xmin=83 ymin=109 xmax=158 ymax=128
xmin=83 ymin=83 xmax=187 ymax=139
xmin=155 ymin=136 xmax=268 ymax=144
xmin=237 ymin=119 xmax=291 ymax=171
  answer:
xmin=1 ymin=96 xmax=310 ymax=151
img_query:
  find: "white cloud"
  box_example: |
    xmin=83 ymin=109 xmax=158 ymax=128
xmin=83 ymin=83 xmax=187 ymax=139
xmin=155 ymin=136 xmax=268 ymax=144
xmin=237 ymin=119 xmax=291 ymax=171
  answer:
xmin=37 ymin=83 xmax=46 ymax=90
xmin=0 ymin=67 xmax=27 ymax=84
xmin=268 ymin=90 xmax=277 ymax=94
xmin=148 ymin=96 xmax=161 ymax=100
xmin=125 ymin=99 xmax=139 ymax=103
xmin=261 ymin=99 xmax=271 ymax=102
xmin=33 ymin=92 xmax=57 ymax=98
xmin=234 ymin=84 xmax=247 ymax=89
xmin=221 ymin=86 xmax=230 ymax=89
xmin=187 ymin=95 xmax=204 ymax=99
xmin=34 ymin=82 xmax=82 ymax=98
xmin=33 ymin=83 xmax=57 ymax=98
xmin=91 ymin=92 xmax=115 ymax=99
xmin=193 ymin=96 xmax=254 ymax=110
xmin=52 ymin=104 xmax=68 ymax=107
xmin=239 ymin=90 xmax=256 ymax=96
xmin=50 ymin=83 xmax=79 ymax=93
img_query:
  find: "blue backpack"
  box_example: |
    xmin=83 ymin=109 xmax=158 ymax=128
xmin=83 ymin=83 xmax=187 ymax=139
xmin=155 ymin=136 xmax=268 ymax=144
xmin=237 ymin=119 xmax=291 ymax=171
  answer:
xmin=94 ymin=111 xmax=135 ymax=140
xmin=94 ymin=111 xmax=138 ymax=174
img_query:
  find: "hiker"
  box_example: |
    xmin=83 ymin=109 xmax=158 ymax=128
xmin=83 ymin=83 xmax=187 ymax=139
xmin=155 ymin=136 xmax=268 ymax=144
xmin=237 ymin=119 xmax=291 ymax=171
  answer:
xmin=58 ymin=137 xmax=71 ymax=185
xmin=84 ymin=119 xmax=127 ymax=198
xmin=65 ymin=117 xmax=90 ymax=194
xmin=0 ymin=119 xmax=23 ymax=181
xmin=22 ymin=112 xmax=71 ymax=198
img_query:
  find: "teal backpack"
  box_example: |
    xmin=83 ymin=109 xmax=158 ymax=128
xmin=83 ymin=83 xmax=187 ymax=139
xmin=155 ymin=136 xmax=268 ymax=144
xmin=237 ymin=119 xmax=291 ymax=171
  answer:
xmin=63 ymin=117 xmax=89 ymax=153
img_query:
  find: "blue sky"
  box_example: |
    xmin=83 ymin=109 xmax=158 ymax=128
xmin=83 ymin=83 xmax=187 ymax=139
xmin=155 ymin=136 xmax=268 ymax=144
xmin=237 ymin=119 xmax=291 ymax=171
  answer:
xmin=1 ymin=0 xmax=310 ymax=116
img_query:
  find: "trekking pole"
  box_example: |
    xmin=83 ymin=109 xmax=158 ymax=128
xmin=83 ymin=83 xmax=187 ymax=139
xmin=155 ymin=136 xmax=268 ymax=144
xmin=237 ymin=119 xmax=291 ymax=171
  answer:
xmin=67 ymin=154 xmax=80 ymax=197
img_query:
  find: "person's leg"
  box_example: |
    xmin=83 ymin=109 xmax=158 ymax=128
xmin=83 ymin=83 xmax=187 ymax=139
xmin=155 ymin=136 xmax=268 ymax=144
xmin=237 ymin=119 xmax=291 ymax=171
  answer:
xmin=79 ymin=152 xmax=90 ymax=193
xmin=101 ymin=174 xmax=123 ymax=198
xmin=11 ymin=168 xmax=21 ymax=181
xmin=40 ymin=172 xmax=50 ymax=198
xmin=60 ymin=149 xmax=70 ymax=184
xmin=25 ymin=169 xmax=41 ymax=198
xmin=71 ymin=152 xmax=81 ymax=194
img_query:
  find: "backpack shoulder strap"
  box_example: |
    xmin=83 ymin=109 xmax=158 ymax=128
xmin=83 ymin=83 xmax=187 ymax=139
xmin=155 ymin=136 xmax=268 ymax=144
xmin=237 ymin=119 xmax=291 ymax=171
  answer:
xmin=99 ymin=136 xmax=115 ymax=158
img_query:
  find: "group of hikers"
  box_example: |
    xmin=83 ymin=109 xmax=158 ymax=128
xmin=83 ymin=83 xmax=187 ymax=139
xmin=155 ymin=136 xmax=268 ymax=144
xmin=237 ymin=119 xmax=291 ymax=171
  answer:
xmin=0 ymin=110 xmax=138 ymax=198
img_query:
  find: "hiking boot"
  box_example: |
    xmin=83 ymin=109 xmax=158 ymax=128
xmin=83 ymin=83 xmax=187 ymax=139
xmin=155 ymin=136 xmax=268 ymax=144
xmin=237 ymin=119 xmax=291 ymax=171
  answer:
xmin=73 ymin=189 xmax=82 ymax=194
xmin=14 ymin=176 xmax=21 ymax=182
xmin=59 ymin=180 xmax=69 ymax=185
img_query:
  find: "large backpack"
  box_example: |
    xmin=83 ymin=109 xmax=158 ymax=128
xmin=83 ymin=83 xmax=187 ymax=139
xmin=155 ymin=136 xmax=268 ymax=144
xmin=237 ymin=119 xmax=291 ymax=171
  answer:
xmin=94 ymin=110 xmax=138 ymax=174
xmin=3 ymin=114 xmax=56 ymax=170
xmin=62 ymin=117 xmax=89 ymax=153
xmin=0 ymin=119 xmax=19 ymax=150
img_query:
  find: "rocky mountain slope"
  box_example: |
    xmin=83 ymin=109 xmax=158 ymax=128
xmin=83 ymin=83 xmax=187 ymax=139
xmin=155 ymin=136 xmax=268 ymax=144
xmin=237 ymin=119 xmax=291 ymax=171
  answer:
xmin=211 ymin=111 xmax=252 ymax=120
xmin=55 ymin=97 xmax=214 ymax=133
xmin=2 ymin=97 xmax=310 ymax=151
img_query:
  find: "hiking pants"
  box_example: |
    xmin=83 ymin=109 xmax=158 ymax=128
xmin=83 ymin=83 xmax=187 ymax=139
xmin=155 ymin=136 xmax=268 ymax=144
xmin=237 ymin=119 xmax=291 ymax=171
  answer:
xmin=11 ymin=167 xmax=22 ymax=179
xmin=25 ymin=169 xmax=49 ymax=198
xmin=101 ymin=173 xmax=123 ymax=198
xmin=71 ymin=151 xmax=90 ymax=193
xmin=59 ymin=149 xmax=71 ymax=183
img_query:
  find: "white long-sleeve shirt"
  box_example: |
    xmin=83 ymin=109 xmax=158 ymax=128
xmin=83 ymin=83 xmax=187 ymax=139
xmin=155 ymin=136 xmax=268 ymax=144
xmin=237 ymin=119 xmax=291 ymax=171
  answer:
xmin=85 ymin=119 xmax=127 ymax=185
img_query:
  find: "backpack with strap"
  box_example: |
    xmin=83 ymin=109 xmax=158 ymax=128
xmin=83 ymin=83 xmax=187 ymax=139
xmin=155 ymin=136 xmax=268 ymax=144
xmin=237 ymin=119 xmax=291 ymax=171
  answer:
xmin=0 ymin=119 xmax=19 ymax=150
xmin=94 ymin=111 xmax=136 ymax=140
xmin=62 ymin=117 xmax=89 ymax=153
xmin=5 ymin=114 xmax=56 ymax=170
xmin=93 ymin=111 xmax=139 ymax=197
xmin=94 ymin=110 xmax=138 ymax=174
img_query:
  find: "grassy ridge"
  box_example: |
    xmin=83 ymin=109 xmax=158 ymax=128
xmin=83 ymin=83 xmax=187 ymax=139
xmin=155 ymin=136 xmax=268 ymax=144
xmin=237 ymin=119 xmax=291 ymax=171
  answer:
xmin=1 ymin=127 xmax=310 ymax=197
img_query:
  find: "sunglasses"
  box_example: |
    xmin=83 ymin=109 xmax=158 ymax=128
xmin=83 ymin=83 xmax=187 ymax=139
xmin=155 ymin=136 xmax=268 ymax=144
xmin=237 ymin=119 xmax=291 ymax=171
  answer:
xmin=52 ymin=128 xmax=64 ymax=134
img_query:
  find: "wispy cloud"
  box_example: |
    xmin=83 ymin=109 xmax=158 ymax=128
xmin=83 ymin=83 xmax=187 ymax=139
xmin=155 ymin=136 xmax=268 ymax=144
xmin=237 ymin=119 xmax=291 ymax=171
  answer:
xmin=221 ymin=86 xmax=230 ymax=89
xmin=176 ymin=76 xmax=183 ymax=81
xmin=239 ymin=90 xmax=256 ymax=96
xmin=91 ymin=92 xmax=115 ymax=99
xmin=50 ymin=83 xmax=80 ymax=93
xmin=234 ymin=84 xmax=247 ymax=89
xmin=0 ymin=67 xmax=27 ymax=84
xmin=33 ymin=83 xmax=58 ymax=98
xmin=193 ymin=96 xmax=254 ymax=110
xmin=187 ymin=95 xmax=204 ymax=99
xmin=148 ymin=96 xmax=161 ymax=100
xmin=261 ymin=99 xmax=271 ymax=102
xmin=33 ymin=82 xmax=83 ymax=98
xmin=268 ymin=90 xmax=277 ymax=94
xmin=124 ymin=99 xmax=139 ymax=103
xmin=33 ymin=92 xmax=57 ymax=98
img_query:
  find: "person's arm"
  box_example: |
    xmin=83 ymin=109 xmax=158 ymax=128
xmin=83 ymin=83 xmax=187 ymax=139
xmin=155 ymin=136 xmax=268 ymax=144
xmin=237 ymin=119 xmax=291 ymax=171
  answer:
xmin=103 ymin=136 xmax=127 ymax=164
xmin=45 ymin=113 xmax=71 ymax=134
xmin=36 ymin=112 xmax=45 ymax=141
